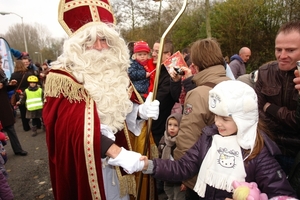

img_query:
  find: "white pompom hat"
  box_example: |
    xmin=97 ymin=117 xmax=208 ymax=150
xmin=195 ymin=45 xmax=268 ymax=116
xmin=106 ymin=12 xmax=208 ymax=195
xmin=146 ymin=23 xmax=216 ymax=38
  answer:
xmin=208 ymin=80 xmax=258 ymax=156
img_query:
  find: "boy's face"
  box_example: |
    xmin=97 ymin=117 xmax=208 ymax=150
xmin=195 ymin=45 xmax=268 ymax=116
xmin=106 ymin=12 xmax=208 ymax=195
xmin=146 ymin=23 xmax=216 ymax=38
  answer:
xmin=167 ymin=118 xmax=179 ymax=137
xmin=29 ymin=82 xmax=37 ymax=87
xmin=135 ymin=51 xmax=148 ymax=63
xmin=214 ymin=115 xmax=237 ymax=136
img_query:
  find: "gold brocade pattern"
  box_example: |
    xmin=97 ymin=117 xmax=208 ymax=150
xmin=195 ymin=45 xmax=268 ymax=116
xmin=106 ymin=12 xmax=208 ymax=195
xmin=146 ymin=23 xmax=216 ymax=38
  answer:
xmin=118 ymin=83 xmax=159 ymax=199
xmin=115 ymin=167 xmax=137 ymax=197
xmin=84 ymin=97 xmax=101 ymax=199
xmin=132 ymin=122 xmax=159 ymax=200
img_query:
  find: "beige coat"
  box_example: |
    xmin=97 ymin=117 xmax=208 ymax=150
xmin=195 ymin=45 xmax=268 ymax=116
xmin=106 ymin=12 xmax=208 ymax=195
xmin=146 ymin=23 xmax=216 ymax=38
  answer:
xmin=174 ymin=65 xmax=230 ymax=189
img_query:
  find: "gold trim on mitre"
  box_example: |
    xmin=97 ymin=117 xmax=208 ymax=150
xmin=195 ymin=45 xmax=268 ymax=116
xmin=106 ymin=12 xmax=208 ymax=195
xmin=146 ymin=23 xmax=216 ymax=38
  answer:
xmin=58 ymin=0 xmax=116 ymax=36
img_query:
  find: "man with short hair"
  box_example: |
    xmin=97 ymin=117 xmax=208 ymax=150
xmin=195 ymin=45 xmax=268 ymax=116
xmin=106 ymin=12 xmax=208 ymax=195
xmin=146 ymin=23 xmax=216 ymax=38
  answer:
xmin=255 ymin=20 xmax=300 ymax=176
xmin=150 ymin=40 xmax=181 ymax=146
xmin=229 ymin=47 xmax=251 ymax=79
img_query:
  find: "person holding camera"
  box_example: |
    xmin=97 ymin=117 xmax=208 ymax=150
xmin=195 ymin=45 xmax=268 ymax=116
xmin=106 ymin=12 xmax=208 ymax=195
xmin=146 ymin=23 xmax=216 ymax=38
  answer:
xmin=171 ymin=38 xmax=231 ymax=198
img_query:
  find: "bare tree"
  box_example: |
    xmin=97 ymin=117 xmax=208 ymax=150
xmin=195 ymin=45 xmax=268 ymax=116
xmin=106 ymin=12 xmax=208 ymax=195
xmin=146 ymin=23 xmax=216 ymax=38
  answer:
xmin=1 ymin=23 xmax=64 ymax=62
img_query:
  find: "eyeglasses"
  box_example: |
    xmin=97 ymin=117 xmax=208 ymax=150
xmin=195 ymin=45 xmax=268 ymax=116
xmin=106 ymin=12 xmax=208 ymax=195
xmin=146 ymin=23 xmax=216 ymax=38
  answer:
xmin=151 ymin=50 xmax=169 ymax=55
xmin=151 ymin=50 xmax=159 ymax=54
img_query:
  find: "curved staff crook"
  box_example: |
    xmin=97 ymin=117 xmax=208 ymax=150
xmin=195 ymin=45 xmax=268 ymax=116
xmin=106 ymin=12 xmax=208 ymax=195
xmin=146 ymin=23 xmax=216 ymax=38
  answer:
xmin=136 ymin=0 xmax=187 ymax=199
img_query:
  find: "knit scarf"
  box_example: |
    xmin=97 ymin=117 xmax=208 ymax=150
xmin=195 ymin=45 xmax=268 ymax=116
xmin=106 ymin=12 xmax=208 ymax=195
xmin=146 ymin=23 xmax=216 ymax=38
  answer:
xmin=136 ymin=60 xmax=149 ymax=70
xmin=194 ymin=134 xmax=246 ymax=197
xmin=161 ymin=131 xmax=176 ymax=160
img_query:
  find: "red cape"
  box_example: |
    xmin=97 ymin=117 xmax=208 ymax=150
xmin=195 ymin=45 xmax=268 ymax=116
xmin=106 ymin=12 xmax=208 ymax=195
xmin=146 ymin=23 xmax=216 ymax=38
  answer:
xmin=43 ymin=69 xmax=106 ymax=200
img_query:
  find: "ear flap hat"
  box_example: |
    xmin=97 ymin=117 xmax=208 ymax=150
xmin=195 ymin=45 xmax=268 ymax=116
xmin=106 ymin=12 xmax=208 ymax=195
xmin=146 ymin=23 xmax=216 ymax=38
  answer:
xmin=208 ymin=80 xmax=258 ymax=155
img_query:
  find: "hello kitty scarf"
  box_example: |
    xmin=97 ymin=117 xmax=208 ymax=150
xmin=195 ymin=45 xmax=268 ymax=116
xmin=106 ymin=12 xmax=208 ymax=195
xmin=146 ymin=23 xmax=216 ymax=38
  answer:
xmin=194 ymin=134 xmax=246 ymax=197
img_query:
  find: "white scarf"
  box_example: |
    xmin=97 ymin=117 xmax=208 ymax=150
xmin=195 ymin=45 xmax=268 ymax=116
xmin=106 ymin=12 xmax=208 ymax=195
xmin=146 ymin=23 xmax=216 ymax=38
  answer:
xmin=194 ymin=134 xmax=246 ymax=197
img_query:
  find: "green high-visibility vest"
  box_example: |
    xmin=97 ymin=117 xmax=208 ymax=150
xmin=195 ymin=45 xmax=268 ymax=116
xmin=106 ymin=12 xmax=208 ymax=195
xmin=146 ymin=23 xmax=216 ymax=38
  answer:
xmin=25 ymin=88 xmax=43 ymax=111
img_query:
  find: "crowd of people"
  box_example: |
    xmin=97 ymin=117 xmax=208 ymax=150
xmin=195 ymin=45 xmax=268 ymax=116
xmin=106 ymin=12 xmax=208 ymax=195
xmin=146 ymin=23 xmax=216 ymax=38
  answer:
xmin=0 ymin=0 xmax=300 ymax=199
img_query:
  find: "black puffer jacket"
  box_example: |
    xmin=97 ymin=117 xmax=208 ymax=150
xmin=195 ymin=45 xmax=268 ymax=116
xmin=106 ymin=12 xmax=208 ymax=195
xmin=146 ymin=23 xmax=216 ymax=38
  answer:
xmin=152 ymin=124 xmax=297 ymax=200
xmin=151 ymin=65 xmax=181 ymax=145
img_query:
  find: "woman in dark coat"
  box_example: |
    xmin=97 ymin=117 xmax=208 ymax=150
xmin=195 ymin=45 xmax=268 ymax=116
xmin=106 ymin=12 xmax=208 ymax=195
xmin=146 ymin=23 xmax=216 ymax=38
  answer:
xmin=9 ymin=60 xmax=34 ymax=131
xmin=0 ymin=60 xmax=27 ymax=156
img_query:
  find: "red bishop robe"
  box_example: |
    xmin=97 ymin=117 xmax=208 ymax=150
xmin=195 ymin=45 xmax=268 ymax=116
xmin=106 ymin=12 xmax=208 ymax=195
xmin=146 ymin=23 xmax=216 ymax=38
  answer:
xmin=43 ymin=69 xmax=106 ymax=200
xmin=43 ymin=69 xmax=158 ymax=200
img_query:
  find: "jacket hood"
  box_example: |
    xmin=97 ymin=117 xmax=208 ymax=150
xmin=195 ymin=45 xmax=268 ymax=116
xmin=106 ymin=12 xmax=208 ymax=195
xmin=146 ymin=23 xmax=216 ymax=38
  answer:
xmin=165 ymin=113 xmax=182 ymax=136
xmin=230 ymin=54 xmax=243 ymax=63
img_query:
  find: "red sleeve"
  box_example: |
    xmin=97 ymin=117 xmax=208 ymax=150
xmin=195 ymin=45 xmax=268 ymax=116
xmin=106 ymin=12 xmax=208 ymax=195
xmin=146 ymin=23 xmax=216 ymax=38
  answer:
xmin=0 ymin=132 xmax=6 ymax=141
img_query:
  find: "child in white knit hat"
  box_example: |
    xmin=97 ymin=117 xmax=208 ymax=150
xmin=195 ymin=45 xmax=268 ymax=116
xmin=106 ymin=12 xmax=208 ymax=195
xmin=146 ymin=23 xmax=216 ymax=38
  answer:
xmin=141 ymin=80 xmax=297 ymax=199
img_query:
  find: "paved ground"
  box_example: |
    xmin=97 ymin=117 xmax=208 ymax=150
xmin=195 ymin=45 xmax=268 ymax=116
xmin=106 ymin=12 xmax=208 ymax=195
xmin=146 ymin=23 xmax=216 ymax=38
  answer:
xmin=4 ymin=112 xmax=167 ymax=200
xmin=4 ymin=113 xmax=53 ymax=200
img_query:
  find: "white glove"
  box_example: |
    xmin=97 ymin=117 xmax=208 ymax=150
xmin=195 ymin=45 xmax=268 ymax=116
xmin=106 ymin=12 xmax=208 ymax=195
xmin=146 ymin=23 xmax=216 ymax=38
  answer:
xmin=138 ymin=92 xmax=160 ymax=120
xmin=107 ymin=147 xmax=144 ymax=174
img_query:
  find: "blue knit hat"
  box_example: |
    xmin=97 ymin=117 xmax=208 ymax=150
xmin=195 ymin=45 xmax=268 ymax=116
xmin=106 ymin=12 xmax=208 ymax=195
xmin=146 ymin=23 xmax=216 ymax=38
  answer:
xmin=10 ymin=48 xmax=22 ymax=59
xmin=10 ymin=48 xmax=29 ymax=60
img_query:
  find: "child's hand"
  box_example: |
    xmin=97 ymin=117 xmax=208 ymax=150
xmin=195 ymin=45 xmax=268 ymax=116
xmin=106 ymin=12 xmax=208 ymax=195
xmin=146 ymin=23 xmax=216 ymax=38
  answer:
xmin=140 ymin=156 xmax=148 ymax=170
xmin=40 ymin=73 xmax=46 ymax=78
xmin=16 ymin=101 xmax=21 ymax=105
xmin=9 ymin=79 xmax=17 ymax=85
xmin=180 ymin=183 xmax=187 ymax=191
xmin=5 ymin=136 xmax=9 ymax=141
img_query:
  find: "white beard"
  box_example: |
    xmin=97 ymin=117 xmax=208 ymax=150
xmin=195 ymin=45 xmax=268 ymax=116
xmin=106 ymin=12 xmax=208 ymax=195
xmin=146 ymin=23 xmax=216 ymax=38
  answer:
xmin=72 ymin=49 xmax=133 ymax=133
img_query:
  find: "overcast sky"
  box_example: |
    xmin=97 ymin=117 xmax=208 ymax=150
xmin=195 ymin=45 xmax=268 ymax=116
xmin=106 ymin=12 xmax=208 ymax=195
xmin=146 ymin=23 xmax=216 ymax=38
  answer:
xmin=0 ymin=0 xmax=67 ymax=38
xmin=0 ymin=0 xmax=168 ymax=39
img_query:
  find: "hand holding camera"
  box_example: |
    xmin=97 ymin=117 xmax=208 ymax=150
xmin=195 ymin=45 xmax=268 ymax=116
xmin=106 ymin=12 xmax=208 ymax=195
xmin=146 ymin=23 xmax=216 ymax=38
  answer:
xmin=174 ymin=67 xmax=185 ymax=75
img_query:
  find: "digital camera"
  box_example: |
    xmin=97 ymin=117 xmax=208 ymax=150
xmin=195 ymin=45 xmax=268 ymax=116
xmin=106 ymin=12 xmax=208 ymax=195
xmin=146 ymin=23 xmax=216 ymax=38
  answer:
xmin=174 ymin=67 xmax=185 ymax=75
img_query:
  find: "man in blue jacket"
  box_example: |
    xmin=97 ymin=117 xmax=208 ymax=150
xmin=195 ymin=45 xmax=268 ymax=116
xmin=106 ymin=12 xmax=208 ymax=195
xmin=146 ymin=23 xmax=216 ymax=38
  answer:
xmin=229 ymin=47 xmax=251 ymax=79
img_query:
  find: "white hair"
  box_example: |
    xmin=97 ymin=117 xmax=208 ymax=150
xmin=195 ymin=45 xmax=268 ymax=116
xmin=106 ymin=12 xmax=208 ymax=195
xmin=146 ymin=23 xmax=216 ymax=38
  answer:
xmin=55 ymin=22 xmax=132 ymax=133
